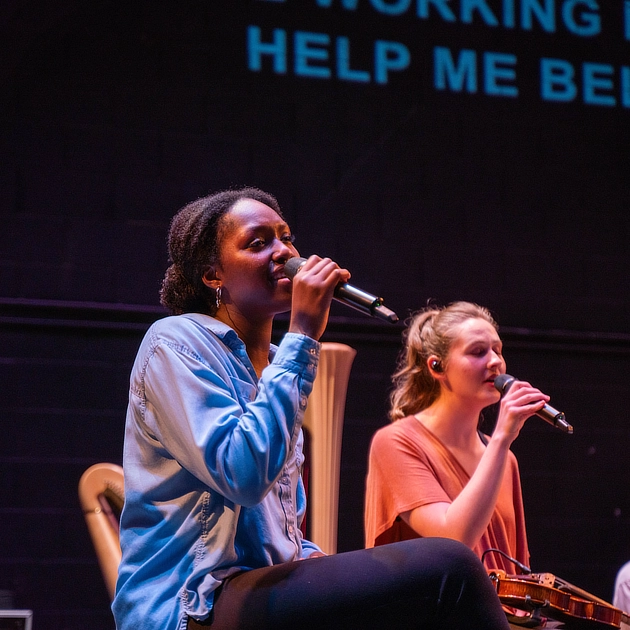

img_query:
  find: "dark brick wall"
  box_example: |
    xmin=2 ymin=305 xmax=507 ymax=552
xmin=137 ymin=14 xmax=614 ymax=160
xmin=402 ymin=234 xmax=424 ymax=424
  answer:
xmin=3 ymin=309 xmax=630 ymax=629
xmin=0 ymin=314 xmax=135 ymax=629
xmin=2 ymin=2 xmax=630 ymax=628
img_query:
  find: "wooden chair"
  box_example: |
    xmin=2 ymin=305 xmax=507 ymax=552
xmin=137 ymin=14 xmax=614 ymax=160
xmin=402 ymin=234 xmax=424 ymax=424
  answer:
xmin=78 ymin=462 xmax=124 ymax=601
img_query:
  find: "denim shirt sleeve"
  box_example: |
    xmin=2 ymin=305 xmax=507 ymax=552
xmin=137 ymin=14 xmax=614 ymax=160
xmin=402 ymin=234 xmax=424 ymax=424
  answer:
xmin=141 ymin=325 xmax=319 ymax=507
xmin=114 ymin=317 xmax=324 ymax=630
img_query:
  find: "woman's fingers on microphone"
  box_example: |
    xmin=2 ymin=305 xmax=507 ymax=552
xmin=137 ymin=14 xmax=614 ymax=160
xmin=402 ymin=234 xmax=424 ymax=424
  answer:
xmin=296 ymin=256 xmax=350 ymax=287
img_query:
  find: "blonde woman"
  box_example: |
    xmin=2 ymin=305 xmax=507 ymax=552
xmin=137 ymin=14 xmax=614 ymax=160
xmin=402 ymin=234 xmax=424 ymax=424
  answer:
xmin=365 ymin=302 xmax=548 ymax=574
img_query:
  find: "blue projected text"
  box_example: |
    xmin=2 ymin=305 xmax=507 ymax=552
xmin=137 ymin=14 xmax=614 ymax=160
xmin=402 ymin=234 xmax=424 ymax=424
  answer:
xmin=247 ymin=27 xmax=410 ymax=84
xmin=248 ymin=1 xmax=630 ymax=109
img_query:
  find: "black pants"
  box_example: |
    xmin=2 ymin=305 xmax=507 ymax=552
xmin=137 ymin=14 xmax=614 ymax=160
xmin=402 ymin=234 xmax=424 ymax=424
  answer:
xmin=188 ymin=538 xmax=510 ymax=630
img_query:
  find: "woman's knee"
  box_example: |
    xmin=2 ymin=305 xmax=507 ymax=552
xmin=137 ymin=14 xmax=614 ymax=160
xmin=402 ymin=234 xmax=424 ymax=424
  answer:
xmin=381 ymin=537 xmax=482 ymax=571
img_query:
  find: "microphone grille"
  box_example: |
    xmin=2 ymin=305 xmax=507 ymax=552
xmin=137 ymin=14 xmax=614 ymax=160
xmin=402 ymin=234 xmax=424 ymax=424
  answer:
xmin=283 ymin=257 xmax=307 ymax=280
xmin=494 ymin=373 xmax=515 ymax=393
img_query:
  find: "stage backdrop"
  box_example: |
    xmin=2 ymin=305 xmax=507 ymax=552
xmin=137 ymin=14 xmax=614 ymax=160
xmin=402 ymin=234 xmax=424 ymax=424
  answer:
xmin=1 ymin=2 xmax=630 ymax=628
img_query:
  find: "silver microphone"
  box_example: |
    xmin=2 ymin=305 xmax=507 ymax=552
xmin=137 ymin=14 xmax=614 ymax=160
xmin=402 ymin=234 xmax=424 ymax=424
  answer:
xmin=494 ymin=374 xmax=573 ymax=434
xmin=283 ymin=257 xmax=399 ymax=324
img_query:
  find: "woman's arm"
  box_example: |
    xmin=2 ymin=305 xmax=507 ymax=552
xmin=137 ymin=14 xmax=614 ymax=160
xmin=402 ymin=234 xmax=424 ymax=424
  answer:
xmin=402 ymin=381 xmax=548 ymax=548
xmin=141 ymin=328 xmax=318 ymax=507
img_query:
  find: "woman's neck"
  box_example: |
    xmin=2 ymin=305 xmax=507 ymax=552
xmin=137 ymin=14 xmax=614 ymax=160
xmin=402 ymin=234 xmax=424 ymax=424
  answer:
xmin=214 ymin=306 xmax=273 ymax=378
xmin=416 ymin=395 xmax=483 ymax=450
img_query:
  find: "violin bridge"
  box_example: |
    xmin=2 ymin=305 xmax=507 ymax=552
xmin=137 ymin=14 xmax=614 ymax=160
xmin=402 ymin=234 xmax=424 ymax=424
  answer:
xmin=531 ymin=572 xmax=556 ymax=588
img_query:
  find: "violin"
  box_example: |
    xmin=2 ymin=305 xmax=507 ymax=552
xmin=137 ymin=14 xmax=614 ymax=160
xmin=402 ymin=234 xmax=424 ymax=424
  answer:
xmin=488 ymin=569 xmax=630 ymax=629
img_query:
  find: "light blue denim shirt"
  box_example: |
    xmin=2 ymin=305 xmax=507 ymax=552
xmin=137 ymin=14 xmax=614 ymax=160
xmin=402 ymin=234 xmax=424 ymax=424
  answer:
xmin=112 ymin=313 xmax=322 ymax=630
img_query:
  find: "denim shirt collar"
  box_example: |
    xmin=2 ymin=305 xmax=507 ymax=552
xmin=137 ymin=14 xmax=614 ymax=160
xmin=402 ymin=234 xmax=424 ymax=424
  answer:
xmin=181 ymin=312 xmax=278 ymax=381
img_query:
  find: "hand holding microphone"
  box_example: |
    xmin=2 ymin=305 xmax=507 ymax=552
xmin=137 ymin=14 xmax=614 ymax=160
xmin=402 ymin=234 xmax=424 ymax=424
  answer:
xmin=284 ymin=256 xmax=399 ymax=324
xmin=494 ymin=374 xmax=573 ymax=434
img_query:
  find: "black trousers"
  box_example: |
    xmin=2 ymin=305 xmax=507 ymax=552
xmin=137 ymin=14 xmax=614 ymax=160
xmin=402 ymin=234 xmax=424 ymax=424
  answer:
xmin=187 ymin=538 xmax=510 ymax=630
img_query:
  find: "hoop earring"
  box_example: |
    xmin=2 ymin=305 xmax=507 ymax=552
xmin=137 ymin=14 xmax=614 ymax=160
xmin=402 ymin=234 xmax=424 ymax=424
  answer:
xmin=215 ymin=286 xmax=222 ymax=311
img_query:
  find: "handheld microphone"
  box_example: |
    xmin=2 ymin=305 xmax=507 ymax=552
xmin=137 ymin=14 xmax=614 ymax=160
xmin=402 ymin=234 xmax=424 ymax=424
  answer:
xmin=493 ymin=374 xmax=573 ymax=434
xmin=283 ymin=257 xmax=399 ymax=324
